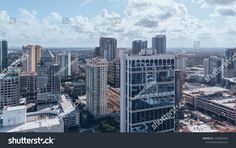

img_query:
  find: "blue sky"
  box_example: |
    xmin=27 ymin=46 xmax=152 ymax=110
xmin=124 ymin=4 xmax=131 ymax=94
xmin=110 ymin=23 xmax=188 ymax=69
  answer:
xmin=0 ymin=0 xmax=236 ymax=48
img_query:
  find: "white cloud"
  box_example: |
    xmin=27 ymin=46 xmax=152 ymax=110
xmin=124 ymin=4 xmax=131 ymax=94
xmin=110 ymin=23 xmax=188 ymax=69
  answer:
xmin=0 ymin=0 xmax=235 ymax=47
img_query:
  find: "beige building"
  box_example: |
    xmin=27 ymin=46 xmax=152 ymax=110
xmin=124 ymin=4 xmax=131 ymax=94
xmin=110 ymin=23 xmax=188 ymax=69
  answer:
xmin=86 ymin=58 xmax=108 ymax=117
xmin=22 ymin=45 xmax=41 ymax=72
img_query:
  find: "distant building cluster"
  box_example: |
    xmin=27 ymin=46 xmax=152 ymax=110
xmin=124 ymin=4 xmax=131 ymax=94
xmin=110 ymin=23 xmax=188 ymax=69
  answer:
xmin=1 ymin=33 xmax=236 ymax=134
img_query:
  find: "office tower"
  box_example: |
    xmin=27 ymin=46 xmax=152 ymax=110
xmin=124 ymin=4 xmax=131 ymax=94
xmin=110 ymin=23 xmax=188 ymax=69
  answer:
xmin=204 ymin=56 xmax=223 ymax=84
xmin=37 ymin=49 xmax=61 ymax=104
xmin=20 ymin=72 xmax=37 ymax=110
xmin=71 ymin=53 xmax=80 ymax=75
xmin=22 ymin=45 xmax=41 ymax=72
xmin=94 ymin=47 xmax=102 ymax=58
xmin=0 ymin=70 xmax=20 ymax=110
xmin=120 ymin=54 xmax=176 ymax=132
xmin=225 ymin=48 xmax=236 ymax=78
xmin=152 ymin=35 xmax=166 ymax=54
xmin=0 ymin=40 xmax=8 ymax=72
xmin=56 ymin=52 xmax=71 ymax=78
xmin=132 ymin=40 xmax=148 ymax=55
xmin=108 ymin=58 xmax=120 ymax=88
xmin=86 ymin=58 xmax=108 ymax=117
xmin=99 ymin=37 xmax=117 ymax=61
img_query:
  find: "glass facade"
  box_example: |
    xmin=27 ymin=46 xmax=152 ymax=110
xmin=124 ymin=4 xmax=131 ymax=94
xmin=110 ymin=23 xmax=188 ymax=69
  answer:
xmin=121 ymin=55 xmax=176 ymax=132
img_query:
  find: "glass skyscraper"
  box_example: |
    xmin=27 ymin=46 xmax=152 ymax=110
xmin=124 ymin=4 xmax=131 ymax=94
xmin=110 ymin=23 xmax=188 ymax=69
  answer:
xmin=120 ymin=54 xmax=176 ymax=132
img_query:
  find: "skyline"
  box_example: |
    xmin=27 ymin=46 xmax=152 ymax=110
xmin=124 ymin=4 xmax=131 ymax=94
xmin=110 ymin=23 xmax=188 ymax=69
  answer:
xmin=0 ymin=0 xmax=236 ymax=47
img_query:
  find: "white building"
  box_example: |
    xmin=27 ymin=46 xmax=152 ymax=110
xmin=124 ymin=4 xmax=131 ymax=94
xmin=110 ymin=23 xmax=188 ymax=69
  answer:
xmin=203 ymin=56 xmax=223 ymax=84
xmin=0 ymin=106 xmax=64 ymax=132
xmin=120 ymin=54 xmax=176 ymax=132
xmin=59 ymin=94 xmax=80 ymax=128
xmin=0 ymin=70 xmax=20 ymax=111
xmin=183 ymin=87 xmax=236 ymax=125
xmin=56 ymin=52 xmax=71 ymax=78
xmin=86 ymin=58 xmax=108 ymax=117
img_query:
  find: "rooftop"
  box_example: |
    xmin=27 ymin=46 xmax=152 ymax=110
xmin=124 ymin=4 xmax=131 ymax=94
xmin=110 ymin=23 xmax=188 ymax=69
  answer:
xmin=59 ymin=94 xmax=75 ymax=117
xmin=184 ymin=87 xmax=236 ymax=109
xmin=3 ymin=106 xmax=26 ymax=111
xmin=0 ymin=117 xmax=61 ymax=132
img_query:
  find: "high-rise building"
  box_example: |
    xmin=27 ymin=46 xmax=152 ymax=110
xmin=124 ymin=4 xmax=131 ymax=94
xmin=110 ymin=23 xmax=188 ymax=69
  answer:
xmin=0 ymin=70 xmax=20 ymax=110
xmin=99 ymin=37 xmax=117 ymax=61
xmin=20 ymin=72 xmax=37 ymax=110
xmin=120 ymin=54 xmax=176 ymax=132
xmin=204 ymin=56 xmax=223 ymax=84
xmin=132 ymin=40 xmax=148 ymax=55
xmin=22 ymin=45 xmax=41 ymax=72
xmin=152 ymin=35 xmax=166 ymax=54
xmin=225 ymin=48 xmax=236 ymax=78
xmin=56 ymin=52 xmax=71 ymax=78
xmin=108 ymin=58 xmax=120 ymax=88
xmin=37 ymin=49 xmax=61 ymax=104
xmin=86 ymin=58 xmax=108 ymax=117
xmin=71 ymin=53 xmax=80 ymax=75
xmin=0 ymin=40 xmax=8 ymax=72
xmin=94 ymin=47 xmax=102 ymax=58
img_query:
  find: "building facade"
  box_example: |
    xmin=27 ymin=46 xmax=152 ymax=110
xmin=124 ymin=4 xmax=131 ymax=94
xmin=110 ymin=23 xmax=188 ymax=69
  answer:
xmin=86 ymin=58 xmax=108 ymax=117
xmin=203 ymin=56 xmax=223 ymax=84
xmin=22 ymin=45 xmax=41 ymax=72
xmin=99 ymin=37 xmax=117 ymax=61
xmin=56 ymin=52 xmax=71 ymax=78
xmin=0 ymin=40 xmax=8 ymax=72
xmin=37 ymin=49 xmax=61 ymax=104
xmin=225 ymin=48 xmax=236 ymax=78
xmin=108 ymin=58 xmax=120 ymax=88
xmin=0 ymin=70 xmax=20 ymax=111
xmin=152 ymin=35 xmax=166 ymax=54
xmin=20 ymin=72 xmax=37 ymax=110
xmin=120 ymin=54 xmax=176 ymax=132
xmin=132 ymin=40 xmax=148 ymax=55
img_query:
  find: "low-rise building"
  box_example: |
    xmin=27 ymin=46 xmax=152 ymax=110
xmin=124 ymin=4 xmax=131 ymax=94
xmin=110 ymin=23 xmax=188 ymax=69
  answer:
xmin=183 ymin=87 xmax=236 ymax=125
xmin=59 ymin=94 xmax=80 ymax=128
xmin=0 ymin=106 xmax=64 ymax=132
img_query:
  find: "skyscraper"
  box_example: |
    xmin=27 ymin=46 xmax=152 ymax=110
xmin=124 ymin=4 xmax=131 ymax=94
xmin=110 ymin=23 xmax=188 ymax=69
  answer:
xmin=20 ymin=72 xmax=37 ymax=110
xmin=22 ymin=45 xmax=41 ymax=72
xmin=56 ymin=52 xmax=71 ymax=78
xmin=99 ymin=37 xmax=117 ymax=61
xmin=0 ymin=40 xmax=8 ymax=72
xmin=132 ymin=40 xmax=148 ymax=55
xmin=225 ymin=48 xmax=236 ymax=78
xmin=108 ymin=58 xmax=120 ymax=88
xmin=204 ymin=56 xmax=223 ymax=84
xmin=94 ymin=47 xmax=102 ymax=58
xmin=0 ymin=70 xmax=20 ymax=110
xmin=37 ymin=49 xmax=61 ymax=104
xmin=152 ymin=35 xmax=166 ymax=54
xmin=86 ymin=58 xmax=108 ymax=117
xmin=120 ymin=54 xmax=176 ymax=132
